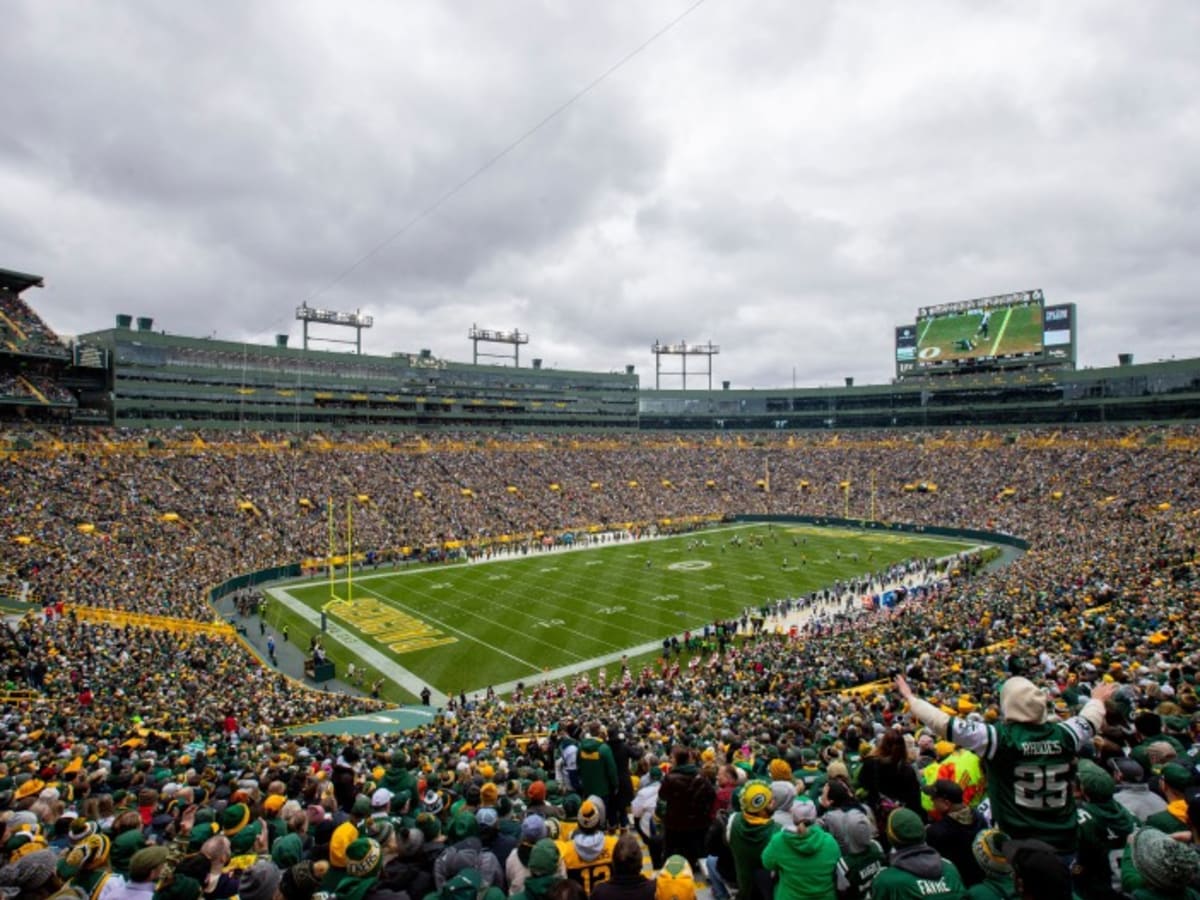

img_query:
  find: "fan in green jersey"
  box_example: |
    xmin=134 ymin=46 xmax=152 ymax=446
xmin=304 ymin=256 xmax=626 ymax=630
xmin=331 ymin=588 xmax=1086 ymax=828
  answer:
xmin=895 ymin=675 xmax=1116 ymax=855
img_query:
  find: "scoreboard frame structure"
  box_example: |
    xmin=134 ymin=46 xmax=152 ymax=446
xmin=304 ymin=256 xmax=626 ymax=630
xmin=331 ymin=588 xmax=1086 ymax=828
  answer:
xmin=895 ymin=290 xmax=1076 ymax=379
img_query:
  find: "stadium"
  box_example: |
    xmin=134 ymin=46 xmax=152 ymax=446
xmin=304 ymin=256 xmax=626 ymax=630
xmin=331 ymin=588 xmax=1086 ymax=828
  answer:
xmin=2 ymin=264 xmax=1199 ymax=899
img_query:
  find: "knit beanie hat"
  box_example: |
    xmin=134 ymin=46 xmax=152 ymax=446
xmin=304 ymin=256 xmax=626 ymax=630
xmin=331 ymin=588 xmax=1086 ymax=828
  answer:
xmin=1131 ymin=827 xmax=1200 ymax=890
xmin=1076 ymin=760 xmax=1115 ymax=801
xmin=110 ymin=827 xmax=147 ymax=876
xmin=153 ymin=872 xmax=202 ymax=900
xmin=329 ymin=822 xmax=359 ymax=868
xmin=230 ymin=820 xmax=263 ymax=855
xmin=768 ymin=759 xmax=793 ymax=782
xmin=999 ymin=677 xmax=1047 ymax=724
xmin=578 ymin=796 xmax=605 ymax=831
xmin=187 ymin=821 xmax=220 ymax=853
xmin=528 ymin=838 xmax=560 ymax=877
xmin=58 ymin=832 xmax=111 ymax=878
xmin=271 ymin=831 xmax=304 ymax=868
xmin=480 ymin=782 xmax=499 ymax=806
xmin=475 ymin=806 xmax=499 ymax=831
xmin=280 ymin=860 xmax=324 ymax=900
xmin=11 ymin=849 xmax=58 ymax=894
xmin=415 ymin=812 xmax=441 ymax=842
xmin=345 ymin=837 xmax=383 ymax=878
xmin=562 ymin=793 xmax=582 ymax=819
xmin=972 ymin=829 xmax=1012 ymax=879
xmin=422 ymin=789 xmax=445 ymax=815
xmin=886 ymin=808 xmax=925 ymax=847
xmin=220 ymin=803 xmax=252 ymax=836
xmin=769 ymin=780 xmax=796 ymax=815
xmin=830 ymin=809 xmax=874 ymax=856
xmin=68 ymin=817 xmax=99 ymax=845
xmin=239 ymin=860 xmax=283 ymax=900
xmin=740 ymin=782 xmax=773 ymax=824
xmin=527 ymin=780 xmax=547 ymax=803
xmin=521 ymin=814 xmax=547 ymax=842
xmin=791 ymin=798 xmax=818 ymax=826
xmin=446 ymin=811 xmax=479 ymax=842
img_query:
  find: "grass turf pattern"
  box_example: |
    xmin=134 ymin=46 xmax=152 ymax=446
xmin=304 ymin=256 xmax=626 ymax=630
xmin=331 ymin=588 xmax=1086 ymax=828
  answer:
xmin=270 ymin=523 xmax=976 ymax=703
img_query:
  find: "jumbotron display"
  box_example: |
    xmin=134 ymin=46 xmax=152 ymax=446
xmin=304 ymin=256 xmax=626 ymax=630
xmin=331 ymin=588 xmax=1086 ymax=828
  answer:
xmin=915 ymin=289 xmax=1044 ymax=368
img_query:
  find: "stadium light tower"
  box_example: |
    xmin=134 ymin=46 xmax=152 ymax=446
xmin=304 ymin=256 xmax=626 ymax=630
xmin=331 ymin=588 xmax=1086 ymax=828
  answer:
xmin=651 ymin=340 xmax=720 ymax=390
xmin=295 ymin=303 xmax=374 ymax=354
xmin=469 ymin=324 xmax=529 ymax=366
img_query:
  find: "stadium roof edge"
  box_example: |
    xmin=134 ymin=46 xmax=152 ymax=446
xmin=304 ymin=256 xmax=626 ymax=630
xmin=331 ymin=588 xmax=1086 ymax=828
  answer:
xmin=75 ymin=325 xmax=638 ymax=382
xmin=0 ymin=267 xmax=45 ymax=294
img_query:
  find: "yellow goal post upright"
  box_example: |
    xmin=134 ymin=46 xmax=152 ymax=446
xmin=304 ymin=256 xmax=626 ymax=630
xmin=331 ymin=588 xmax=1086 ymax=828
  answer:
xmin=325 ymin=496 xmax=355 ymax=607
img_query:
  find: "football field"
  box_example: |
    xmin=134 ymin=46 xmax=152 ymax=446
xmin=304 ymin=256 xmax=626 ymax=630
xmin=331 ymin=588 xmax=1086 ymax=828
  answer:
xmin=266 ymin=523 xmax=977 ymax=704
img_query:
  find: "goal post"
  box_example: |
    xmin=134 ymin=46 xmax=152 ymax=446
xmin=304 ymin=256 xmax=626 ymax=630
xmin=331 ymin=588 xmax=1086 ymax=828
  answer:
xmin=325 ymin=496 xmax=354 ymax=606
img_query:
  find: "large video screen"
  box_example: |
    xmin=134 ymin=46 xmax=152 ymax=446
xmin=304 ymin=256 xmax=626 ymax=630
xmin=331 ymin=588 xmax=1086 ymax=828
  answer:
xmin=916 ymin=292 xmax=1044 ymax=367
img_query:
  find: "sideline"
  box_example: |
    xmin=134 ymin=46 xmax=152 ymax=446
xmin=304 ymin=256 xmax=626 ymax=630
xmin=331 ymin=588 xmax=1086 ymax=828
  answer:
xmin=268 ymin=526 xmax=991 ymax=705
xmin=265 ymin=584 xmax=449 ymax=707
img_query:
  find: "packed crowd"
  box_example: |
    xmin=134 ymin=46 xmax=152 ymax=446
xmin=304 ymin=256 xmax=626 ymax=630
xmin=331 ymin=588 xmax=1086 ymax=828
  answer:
xmin=1 ymin=425 xmax=1198 ymax=897
xmin=0 ymin=374 xmax=76 ymax=406
xmin=0 ymin=292 xmax=69 ymax=359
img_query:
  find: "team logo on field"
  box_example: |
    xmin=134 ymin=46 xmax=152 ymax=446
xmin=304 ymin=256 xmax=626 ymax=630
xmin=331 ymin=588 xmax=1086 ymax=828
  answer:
xmin=668 ymin=560 xmax=713 ymax=572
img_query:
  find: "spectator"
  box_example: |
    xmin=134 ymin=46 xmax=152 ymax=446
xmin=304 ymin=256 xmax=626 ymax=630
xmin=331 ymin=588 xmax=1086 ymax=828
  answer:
xmin=822 ymin=802 xmax=886 ymax=900
xmin=964 ymin=830 xmax=1014 ymax=900
xmin=1109 ymin=758 xmax=1167 ymax=824
xmin=870 ymin=808 xmax=965 ymax=900
xmin=894 ymin=675 xmax=1115 ymax=856
xmin=924 ymin=780 xmax=986 ymax=887
xmin=1118 ymin=827 xmax=1200 ymax=900
xmin=761 ymin=797 xmax=841 ymax=900
xmin=856 ymin=730 xmax=923 ymax=841
xmin=1073 ymin=762 xmax=1136 ymax=900
xmin=577 ymin=723 xmax=620 ymax=831
xmin=726 ymin=782 xmax=780 ymax=900
xmin=1144 ymin=764 xmax=1193 ymax=835
xmin=555 ymin=796 xmax=616 ymax=894
xmin=590 ymin=833 xmax=655 ymax=900
xmin=658 ymin=747 xmax=715 ymax=872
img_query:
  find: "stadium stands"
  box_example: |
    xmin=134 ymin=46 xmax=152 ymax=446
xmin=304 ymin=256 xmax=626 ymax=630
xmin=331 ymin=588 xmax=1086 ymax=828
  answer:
xmin=1 ymin=426 xmax=1198 ymax=897
xmin=0 ymin=280 xmax=68 ymax=360
xmin=2 ymin=271 xmax=1199 ymax=895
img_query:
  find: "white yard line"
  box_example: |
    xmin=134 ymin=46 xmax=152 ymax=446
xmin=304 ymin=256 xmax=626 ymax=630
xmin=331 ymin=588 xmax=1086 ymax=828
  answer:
xmin=266 ymin=583 xmax=450 ymax=707
xmin=270 ymin=526 xmax=984 ymax=706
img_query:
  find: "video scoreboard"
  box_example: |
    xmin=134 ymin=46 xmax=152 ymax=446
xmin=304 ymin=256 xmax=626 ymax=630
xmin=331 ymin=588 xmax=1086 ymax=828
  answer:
xmin=895 ymin=290 xmax=1076 ymax=378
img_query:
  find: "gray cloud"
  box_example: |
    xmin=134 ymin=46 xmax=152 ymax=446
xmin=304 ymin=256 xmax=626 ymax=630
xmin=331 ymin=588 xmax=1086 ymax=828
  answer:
xmin=2 ymin=0 xmax=1198 ymax=387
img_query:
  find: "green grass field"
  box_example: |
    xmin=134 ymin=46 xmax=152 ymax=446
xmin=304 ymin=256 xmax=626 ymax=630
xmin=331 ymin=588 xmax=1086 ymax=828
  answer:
xmin=918 ymin=304 xmax=1043 ymax=363
xmin=265 ymin=523 xmax=977 ymax=705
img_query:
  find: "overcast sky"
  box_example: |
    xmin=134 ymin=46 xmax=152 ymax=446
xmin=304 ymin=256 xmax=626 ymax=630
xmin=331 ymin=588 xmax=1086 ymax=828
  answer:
xmin=3 ymin=1 xmax=1198 ymax=388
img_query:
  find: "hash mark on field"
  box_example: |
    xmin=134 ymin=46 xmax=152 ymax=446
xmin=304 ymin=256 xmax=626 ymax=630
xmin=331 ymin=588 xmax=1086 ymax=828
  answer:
xmin=539 ymin=567 xmax=560 ymax=573
xmin=701 ymin=583 xmax=726 ymax=591
xmin=585 ymin=560 xmax=603 ymax=566
xmin=430 ymin=583 xmax=451 ymax=590
xmin=354 ymin=582 xmax=577 ymax=669
xmin=744 ymin=574 xmax=764 ymax=581
xmin=488 ymin=573 xmax=510 ymax=581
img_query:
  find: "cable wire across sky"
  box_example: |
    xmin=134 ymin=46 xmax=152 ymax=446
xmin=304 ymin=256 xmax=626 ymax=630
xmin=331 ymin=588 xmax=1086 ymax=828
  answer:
xmin=303 ymin=0 xmax=712 ymax=307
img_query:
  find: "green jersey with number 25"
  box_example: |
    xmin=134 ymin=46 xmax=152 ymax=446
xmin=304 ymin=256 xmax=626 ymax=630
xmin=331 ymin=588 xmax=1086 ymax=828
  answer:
xmin=946 ymin=715 xmax=1094 ymax=853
